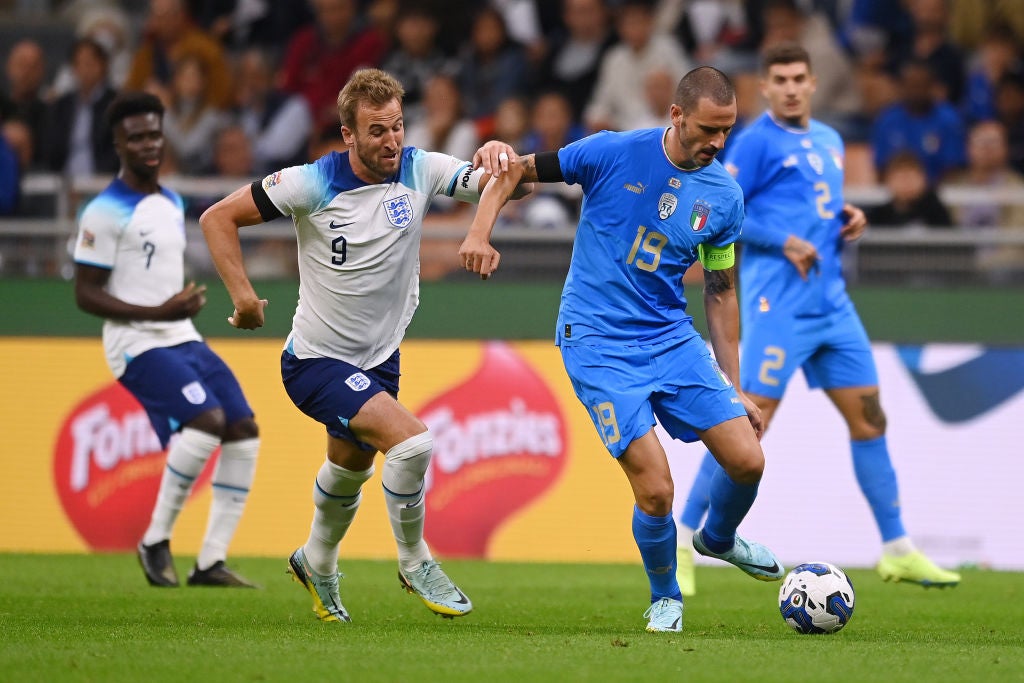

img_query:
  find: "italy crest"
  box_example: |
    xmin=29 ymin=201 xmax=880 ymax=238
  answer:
xmin=689 ymin=199 xmax=711 ymax=231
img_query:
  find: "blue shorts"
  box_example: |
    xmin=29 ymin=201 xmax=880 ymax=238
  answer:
xmin=560 ymin=334 xmax=747 ymax=458
xmin=741 ymin=303 xmax=878 ymax=399
xmin=118 ymin=341 xmax=253 ymax=448
xmin=280 ymin=348 xmax=400 ymax=450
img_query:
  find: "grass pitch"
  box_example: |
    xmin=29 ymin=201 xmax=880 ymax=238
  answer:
xmin=1 ymin=554 xmax=1020 ymax=683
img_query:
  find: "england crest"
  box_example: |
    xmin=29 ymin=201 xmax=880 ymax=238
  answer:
xmin=383 ymin=194 xmax=414 ymax=228
xmin=658 ymin=193 xmax=678 ymax=220
xmin=689 ymin=199 xmax=711 ymax=231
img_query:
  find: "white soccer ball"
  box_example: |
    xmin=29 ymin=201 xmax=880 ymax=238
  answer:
xmin=778 ymin=562 xmax=855 ymax=634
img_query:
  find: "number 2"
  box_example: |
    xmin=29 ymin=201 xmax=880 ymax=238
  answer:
xmin=758 ymin=346 xmax=786 ymax=387
xmin=814 ymin=182 xmax=835 ymax=220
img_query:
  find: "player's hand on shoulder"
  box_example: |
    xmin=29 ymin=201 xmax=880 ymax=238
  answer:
xmin=473 ymin=140 xmax=516 ymax=177
xmin=840 ymin=203 xmax=867 ymax=242
xmin=228 ymin=297 xmax=269 ymax=330
xmin=162 ymin=281 xmax=207 ymax=320
xmin=782 ymin=235 xmax=819 ymax=280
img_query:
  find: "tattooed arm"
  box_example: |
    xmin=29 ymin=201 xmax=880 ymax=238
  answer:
xmin=704 ymin=264 xmax=764 ymax=437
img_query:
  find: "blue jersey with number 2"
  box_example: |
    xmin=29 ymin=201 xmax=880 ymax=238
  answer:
xmin=555 ymin=127 xmax=744 ymax=347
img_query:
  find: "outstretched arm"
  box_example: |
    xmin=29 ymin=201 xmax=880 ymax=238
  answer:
xmin=460 ymin=153 xmax=544 ymax=280
xmin=199 ymin=184 xmax=269 ymax=329
xmin=704 ymin=265 xmax=763 ymax=438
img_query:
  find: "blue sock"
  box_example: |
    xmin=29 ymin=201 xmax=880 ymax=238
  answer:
xmin=680 ymin=450 xmax=718 ymax=530
xmin=632 ymin=506 xmax=681 ymax=602
xmin=702 ymin=467 xmax=759 ymax=553
xmin=851 ymin=436 xmax=906 ymax=541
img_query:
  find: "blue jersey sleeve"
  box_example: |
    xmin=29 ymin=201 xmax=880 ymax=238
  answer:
xmin=557 ymin=130 xmax=618 ymax=193
xmin=725 ymin=126 xmax=790 ymax=250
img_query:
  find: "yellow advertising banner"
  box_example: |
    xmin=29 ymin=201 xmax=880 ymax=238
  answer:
xmin=0 ymin=338 xmax=654 ymax=563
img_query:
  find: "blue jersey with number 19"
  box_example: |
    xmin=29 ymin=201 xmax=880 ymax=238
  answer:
xmin=555 ymin=127 xmax=744 ymax=347
xmin=724 ymin=112 xmax=851 ymax=319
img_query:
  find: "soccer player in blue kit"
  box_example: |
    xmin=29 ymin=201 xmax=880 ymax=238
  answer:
xmin=674 ymin=43 xmax=961 ymax=596
xmin=73 ymin=92 xmax=261 ymax=588
xmin=461 ymin=66 xmax=785 ymax=633
xmin=200 ymin=69 xmax=524 ymax=624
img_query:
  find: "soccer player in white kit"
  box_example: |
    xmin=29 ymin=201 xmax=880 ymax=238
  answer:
xmin=73 ymin=92 xmax=261 ymax=588
xmin=200 ymin=68 xmax=523 ymax=622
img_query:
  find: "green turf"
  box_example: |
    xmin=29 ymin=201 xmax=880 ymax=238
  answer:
xmin=0 ymin=555 xmax=1020 ymax=683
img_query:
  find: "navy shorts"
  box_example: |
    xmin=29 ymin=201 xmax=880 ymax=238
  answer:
xmin=118 ymin=340 xmax=253 ymax=448
xmin=280 ymin=348 xmax=400 ymax=450
xmin=560 ymin=334 xmax=747 ymax=458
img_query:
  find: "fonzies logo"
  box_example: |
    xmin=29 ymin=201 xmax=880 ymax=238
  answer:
xmin=418 ymin=342 xmax=568 ymax=557
xmin=53 ymin=382 xmax=215 ymax=550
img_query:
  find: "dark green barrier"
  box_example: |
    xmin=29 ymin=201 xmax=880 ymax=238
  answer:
xmin=1 ymin=278 xmax=1020 ymax=344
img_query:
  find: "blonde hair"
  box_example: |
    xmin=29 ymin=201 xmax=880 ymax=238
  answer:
xmin=337 ymin=68 xmax=405 ymax=130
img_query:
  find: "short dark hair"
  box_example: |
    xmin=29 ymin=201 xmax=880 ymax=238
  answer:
xmin=674 ymin=66 xmax=735 ymax=114
xmin=105 ymin=91 xmax=164 ymax=134
xmin=761 ymin=42 xmax=812 ymax=73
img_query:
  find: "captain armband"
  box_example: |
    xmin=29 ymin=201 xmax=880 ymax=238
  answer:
xmin=697 ymin=243 xmax=735 ymax=271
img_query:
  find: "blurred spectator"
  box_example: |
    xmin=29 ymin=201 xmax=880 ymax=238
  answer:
xmin=43 ymin=38 xmax=119 ymax=177
xmin=404 ymin=74 xmax=479 ymax=214
xmin=995 ymin=70 xmax=1024 ymax=174
xmin=278 ymin=0 xmax=387 ymax=138
xmin=523 ymin=91 xmax=586 ymax=154
xmin=456 ymin=6 xmax=530 ymax=124
xmin=963 ymin=25 xmax=1023 ymax=124
xmin=872 ymin=58 xmax=967 ymax=183
xmin=633 ymin=67 xmax=676 ymax=129
xmin=1 ymin=39 xmax=48 ymax=169
xmin=584 ymin=0 xmax=690 ymax=132
xmin=490 ymin=0 xmax=547 ymax=64
xmin=51 ymin=5 xmax=134 ymax=95
xmin=948 ymin=0 xmax=1024 ymax=50
xmin=668 ymin=0 xmax=762 ymax=73
xmin=866 ymin=151 xmax=953 ymax=227
xmin=888 ymin=0 xmax=965 ymax=105
xmin=491 ymin=95 xmax=531 ymax=152
xmin=532 ymin=0 xmax=616 ymax=121
xmin=382 ymin=5 xmax=457 ymax=124
xmin=952 ymin=120 xmax=1024 ymax=278
xmin=761 ymin=0 xmax=867 ymax=141
xmin=232 ymin=48 xmax=312 ymax=174
xmin=0 ymin=128 xmax=19 ymax=215
xmin=517 ymin=90 xmax=584 ymax=230
xmin=159 ymin=55 xmax=229 ymax=175
xmin=843 ymin=0 xmax=913 ymax=63
xmin=193 ymin=0 xmax=314 ymax=54
xmin=404 ymin=74 xmax=479 ymax=163
xmin=125 ymin=0 xmax=233 ymax=108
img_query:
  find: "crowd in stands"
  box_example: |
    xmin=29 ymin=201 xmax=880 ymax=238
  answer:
xmin=2 ymin=0 xmax=1024 ymax=273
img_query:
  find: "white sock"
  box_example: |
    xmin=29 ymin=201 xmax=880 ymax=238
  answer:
xmin=197 ymin=437 xmax=260 ymax=570
xmin=143 ymin=428 xmax=220 ymax=546
xmin=381 ymin=434 xmax=433 ymax=573
xmin=882 ymin=536 xmax=916 ymax=557
xmin=303 ymin=459 xmax=374 ymax=576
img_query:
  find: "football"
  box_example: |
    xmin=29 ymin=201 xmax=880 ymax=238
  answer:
xmin=778 ymin=562 xmax=855 ymax=634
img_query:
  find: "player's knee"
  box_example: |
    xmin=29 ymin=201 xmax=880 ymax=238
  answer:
xmin=723 ymin=451 xmax=764 ymax=486
xmin=635 ymin=481 xmax=675 ymax=517
xmin=381 ymin=431 xmax=432 ymax=496
xmin=224 ymin=416 xmax=259 ymax=441
xmin=185 ymin=408 xmax=227 ymax=439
